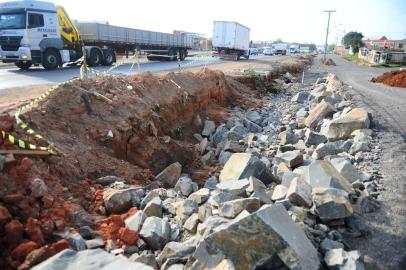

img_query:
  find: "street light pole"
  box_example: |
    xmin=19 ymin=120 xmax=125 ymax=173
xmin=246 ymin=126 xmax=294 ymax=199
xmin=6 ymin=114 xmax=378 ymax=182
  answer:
xmin=323 ymin=10 xmax=336 ymax=61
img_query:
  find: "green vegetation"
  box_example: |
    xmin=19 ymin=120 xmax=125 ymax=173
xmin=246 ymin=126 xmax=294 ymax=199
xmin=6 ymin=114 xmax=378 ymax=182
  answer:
xmin=343 ymin=54 xmax=359 ymax=61
xmin=372 ymin=63 xmax=406 ymax=68
xmin=343 ymin=32 xmax=364 ymax=54
xmin=245 ymin=69 xmax=284 ymax=96
xmin=328 ymin=44 xmax=336 ymax=52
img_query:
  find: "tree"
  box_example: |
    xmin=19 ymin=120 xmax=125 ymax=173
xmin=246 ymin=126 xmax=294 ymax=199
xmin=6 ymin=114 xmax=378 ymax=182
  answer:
xmin=309 ymin=43 xmax=317 ymax=51
xmin=273 ymin=38 xmax=283 ymax=44
xmin=328 ymin=44 xmax=336 ymax=52
xmin=343 ymin=32 xmax=364 ymax=54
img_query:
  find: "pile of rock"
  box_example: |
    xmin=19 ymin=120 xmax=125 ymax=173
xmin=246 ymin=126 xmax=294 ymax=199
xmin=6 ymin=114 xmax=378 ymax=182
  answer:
xmin=33 ymin=73 xmax=378 ymax=270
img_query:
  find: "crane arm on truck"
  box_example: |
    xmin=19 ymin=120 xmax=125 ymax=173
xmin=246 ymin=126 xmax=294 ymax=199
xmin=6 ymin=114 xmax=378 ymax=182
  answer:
xmin=56 ymin=6 xmax=81 ymax=49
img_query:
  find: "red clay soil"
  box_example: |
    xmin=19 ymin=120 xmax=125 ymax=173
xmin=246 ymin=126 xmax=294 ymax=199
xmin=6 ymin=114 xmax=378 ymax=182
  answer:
xmin=371 ymin=70 xmax=406 ymax=88
xmin=0 ymin=69 xmax=261 ymax=269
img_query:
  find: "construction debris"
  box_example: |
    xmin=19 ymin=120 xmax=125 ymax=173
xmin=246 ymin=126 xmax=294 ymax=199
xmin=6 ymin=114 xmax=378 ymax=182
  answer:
xmin=0 ymin=57 xmax=381 ymax=270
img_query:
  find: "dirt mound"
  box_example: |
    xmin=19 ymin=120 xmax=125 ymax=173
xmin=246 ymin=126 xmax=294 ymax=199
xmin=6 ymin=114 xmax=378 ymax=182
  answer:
xmin=0 ymin=69 xmax=262 ymax=269
xmin=371 ymin=70 xmax=406 ymax=88
xmin=320 ymin=58 xmax=336 ymax=66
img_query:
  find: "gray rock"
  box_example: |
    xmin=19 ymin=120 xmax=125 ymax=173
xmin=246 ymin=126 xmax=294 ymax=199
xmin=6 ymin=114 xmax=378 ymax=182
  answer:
xmin=329 ymin=157 xmax=369 ymax=183
xmin=279 ymin=129 xmax=299 ymax=145
xmin=305 ymin=130 xmax=327 ymax=147
xmin=103 ymin=188 xmax=141 ymax=214
xmin=202 ymin=120 xmax=216 ymax=137
xmin=125 ymin=210 xmax=146 ymax=232
xmin=175 ymin=199 xmax=199 ymax=223
xmin=141 ymin=188 xmax=167 ymax=209
xmin=219 ymin=197 xmax=261 ymax=218
xmin=203 ymin=176 xmax=218 ymax=190
xmin=218 ymin=150 xmax=233 ymax=165
xmin=189 ymin=188 xmax=210 ymax=205
xmin=198 ymin=205 xmax=213 ymax=222
xmin=212 ymin=124 xmax=229 ymax=145
xmin=183 ymin=213 xmax=199 ymax=233
xmin=292 ymin=91 xmax=310 ymax=103
xmin=320 ymin=238 xmax=344 ymax=254
xmin=229 ymin=125 xmax=248 ymax=139
xmin=175 ymin=176 xmax=198 ymax=197
xmin=326 ymin=108 xmax=370 ymax=140
xmin=224 ymin=140 xmax=246 ymax=153
xmin=243 ymin=118 xmax=263 ymax=133
xmin=281 ymin=171 xmax=301 ymax=187
xmin=30 ymin=178 xmax=48 ymax=198
xmin=286 ymin=178 xmax=312 ymax=208
xmin=274 ymin=150 xmax=304 ymax=168
xmin=68 ymin=205 xmax=94 ymax=227
xmin=246 ymin=110 xmax=262 ymax=124
xmin=167 ymin=264 xmax=184 ymax=270
xmin=349 ymin=141 xmax=370 ymax=155
xmin=193 ymin=133 xmax=204 ymax=142
xmin=216 ymin=179 xmax=250 ymax=197
xmin=246 ymin=176 xmax=267 ymax=193
xmin=191 ymin=204 xmax=319 ymax=270
xmin=131 ymin=254 xmax=158 ymax=269
xmin=139 ymin=216 xmax=171 ymax=250
xmin=85 ymin=238 xmax=104 ymax=249
xmin=302 ymin=160 xmax=352 ymax=192
xmin=312 ymin=188 xmax=353 ymax=221
xmin=96 ymin=176 xmax=124 ymax=186
xmin=78 ymin=226 xmax=93 ymax=240
xmin=207 ymin=192 xmax=241 ymax=207
xmin=0 ymin=155 xmax=5 ymax=171
xmin=155 ymin=162 xmax=182 ymax=188
xmin=143 ymin=197 xmax=163 ymax=218
xmin=196 ymin=216 xmax=230 ymax=239
xmin=315 ymin=140 xmax=352 ymax=159
xmin=219 ymin=153 xmax=273 ymax=185
xmin=31 ymin=249 xmax=154 ymax=270
xmin=250 ymin=191 xmax=272 ymax=204
xmin=56 ymin=229 xmax=86 ymax=251
xmin=157 ymin=241 xmax=196 ymax=266
xmin=271 ymin=185 xmax=288 ymax=201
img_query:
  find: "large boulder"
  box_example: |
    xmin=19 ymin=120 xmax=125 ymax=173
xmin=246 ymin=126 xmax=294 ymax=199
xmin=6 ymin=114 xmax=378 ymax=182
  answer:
xmin=155 ymin=162 xmax=182 ymax=188
xmin=312 ymin=188 xmax=353 ymax=221
xmin=218 ymin=198 xmax=261 ymax=218
xmin=139 ymin=217 xmax=171 ymax=250
xmin=329 ymin=157 xmax=369 ymax=183
xmin=202 ymin=120 xmax=216 ymax=137
xmin=31 ymin=249 xmax=154 ymax=270
xmin=305 ymin=100 xmax=337 ymax=129
xmin=219 ymin=153 xmax=273 ymax=185
xmin=302 ymin=160 xmax=352 ymax=192
xmin=325 ymin=108 xmax=370 ymax=140
xmin=190 ymin=204 xmax=319 ymax=270
xmin=245 ymin=110 xmax=262 ymax=124
xmin=286 ymin=178 xmax=312 ymax=208
xmin=279 ymin=129 xmax=299 ymax=145
xmin=157 ymin=240 xmax=196 ymax=266
xmin=274 ymin=150 xmax=304 ymax=168
xmin=103 ymin=188 xmax=140 ymax=214
xmin=305 ymin=129 xmax=327 ymax=147
xmin=314 ymin=140 xmax=352 ymax=159
xmin=216 ymin=179 xmax=250 ymax=197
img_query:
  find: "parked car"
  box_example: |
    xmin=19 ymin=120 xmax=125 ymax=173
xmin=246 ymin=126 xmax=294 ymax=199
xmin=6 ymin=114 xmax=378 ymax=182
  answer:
xmin=249 ymin=48 xmax=259 ymax=55
xmin=263 ymin=47 xmax=275 ymax=55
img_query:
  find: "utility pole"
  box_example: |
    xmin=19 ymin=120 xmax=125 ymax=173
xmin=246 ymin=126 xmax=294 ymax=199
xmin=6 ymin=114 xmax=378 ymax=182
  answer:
xmin=323 ymin=10 xmax=336 ymax=61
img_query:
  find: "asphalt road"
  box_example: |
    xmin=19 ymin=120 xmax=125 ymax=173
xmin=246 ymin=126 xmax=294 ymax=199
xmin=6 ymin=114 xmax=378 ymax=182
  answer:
xmin=0 ymin=54 xmax=270 ymax=91
xmin=311 ymin=54 xmax=406 ymax=270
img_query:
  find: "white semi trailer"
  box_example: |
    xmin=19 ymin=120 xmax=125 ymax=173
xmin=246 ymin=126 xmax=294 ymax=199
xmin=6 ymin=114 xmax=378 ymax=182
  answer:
xmin=0 ymin=0 xmax=193 ymax=70
xmin=212 ymin=21 xmax=250 ymax=61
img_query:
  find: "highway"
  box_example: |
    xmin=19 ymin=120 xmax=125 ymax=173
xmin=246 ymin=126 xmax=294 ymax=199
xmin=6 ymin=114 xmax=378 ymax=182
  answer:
xmin=0 ymin=55 xmax=227 ymax=90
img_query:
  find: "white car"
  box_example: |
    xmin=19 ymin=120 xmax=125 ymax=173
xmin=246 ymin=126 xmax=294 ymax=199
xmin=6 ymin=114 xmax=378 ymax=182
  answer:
xmin=263 ymin=47 xmax=275 ymax=55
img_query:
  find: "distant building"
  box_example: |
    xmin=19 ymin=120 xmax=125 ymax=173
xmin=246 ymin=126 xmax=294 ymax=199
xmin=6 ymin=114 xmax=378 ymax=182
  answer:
xmin=362 ymin=36 xmax=396 ymax=50
xmin=359 ymin=49 xmax=406 ymax=65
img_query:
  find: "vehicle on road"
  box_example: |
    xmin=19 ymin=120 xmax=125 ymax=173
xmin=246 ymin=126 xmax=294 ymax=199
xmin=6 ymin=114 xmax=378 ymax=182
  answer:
xmin=263 ymin=47 xmax=275 ymax=55
xmin=289 ymin=44 xmax=300 ymax=54
xmin=0 ymin=0 xmax=192 ymax=70
xmin=249 ymin=48 xmax=258 ymax=55
xmin=273 ymin=43 xmax=288 ymax=55
xmin=212 ymin=21 xmax=250 ymax=61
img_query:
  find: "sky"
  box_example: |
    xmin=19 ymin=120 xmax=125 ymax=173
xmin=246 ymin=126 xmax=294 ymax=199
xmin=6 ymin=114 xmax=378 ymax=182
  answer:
xmin=2 ymin=0 xmax=406 ymax=44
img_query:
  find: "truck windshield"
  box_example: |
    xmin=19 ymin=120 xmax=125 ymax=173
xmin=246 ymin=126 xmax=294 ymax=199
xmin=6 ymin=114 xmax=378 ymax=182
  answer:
xmin=0 ymin=13 xmax=26 ymax=30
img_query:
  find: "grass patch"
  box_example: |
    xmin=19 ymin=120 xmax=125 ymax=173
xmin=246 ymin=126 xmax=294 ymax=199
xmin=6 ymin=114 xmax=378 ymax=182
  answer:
xmin=342 ymin=54 xmax=358 ymax=61
xmin=372 ymin=63 xmax=406 ymax=68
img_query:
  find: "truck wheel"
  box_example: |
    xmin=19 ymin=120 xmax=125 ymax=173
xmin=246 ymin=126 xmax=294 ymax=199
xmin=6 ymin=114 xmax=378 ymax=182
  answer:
xmin=88 ymin=49 xmax=102 ymax=67
xmin=15 ymin=61 xmax=32 ymax=70
xmin=236 ymin=54 xmax=241 ymax=61
xmin=179 ymin=50 xmax=186 ymax=61
xmin=42 ymin=50 xmax=60 ymax=70
xmin=102 ymin=50 xmax=115 ymax=66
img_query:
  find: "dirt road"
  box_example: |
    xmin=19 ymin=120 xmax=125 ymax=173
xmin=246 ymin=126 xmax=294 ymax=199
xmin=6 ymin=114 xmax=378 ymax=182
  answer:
xmin=311 ymin=55 xmax=406 ymax=270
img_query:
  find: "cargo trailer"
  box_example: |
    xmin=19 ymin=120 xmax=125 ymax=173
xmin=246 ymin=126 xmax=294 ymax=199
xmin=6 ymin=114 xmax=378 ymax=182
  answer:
xmin=212 ymin=21 xmax=250 ymax=60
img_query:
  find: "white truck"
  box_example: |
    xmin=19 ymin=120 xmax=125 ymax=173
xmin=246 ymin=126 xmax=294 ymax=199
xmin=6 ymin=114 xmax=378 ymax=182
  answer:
xmin=0 ymin=0 xmax=192 ymax=70
xmin=212 ymin=21 xmax=250 ymax=61
xmin=273 ymin=43 xmax=288 ymax=55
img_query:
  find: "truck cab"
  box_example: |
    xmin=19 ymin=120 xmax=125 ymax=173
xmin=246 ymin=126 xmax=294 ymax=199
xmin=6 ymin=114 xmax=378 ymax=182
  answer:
xmin=0 ymin=0 xmax=62 ymax=69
